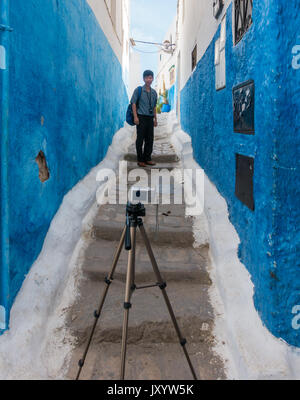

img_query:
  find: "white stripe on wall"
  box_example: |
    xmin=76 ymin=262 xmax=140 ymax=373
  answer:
xmin=0 ymin=45 xmax=6 ymax=70
xmin=0 ymin=306 xmax=6 ymax=330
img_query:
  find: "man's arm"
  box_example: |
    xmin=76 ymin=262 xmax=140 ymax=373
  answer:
xmin=131 ymin=88 xmax=139 ymax=125
xmin=154 ymin=92 xmax=158 ymax=127
xmin=132 ymin=104 xmax=139 ymax=125
xmin=154 ymin=107 xmax=158 ymax=127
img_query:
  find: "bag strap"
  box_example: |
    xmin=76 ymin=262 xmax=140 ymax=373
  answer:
xmin=136 ymin=86 xmax=142 ymax=107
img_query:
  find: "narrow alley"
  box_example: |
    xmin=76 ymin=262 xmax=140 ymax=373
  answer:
xmin=65 ymin=115 xmax=226 ymax=380
xmin=0 ymin=0 xmax=299 ymax=383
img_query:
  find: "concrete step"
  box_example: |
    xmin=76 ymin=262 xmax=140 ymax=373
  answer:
xmin=86 ymin=203 xmax=195 ymax=247
xmin=67 ymin=279 xmax=214 ymax=346
xmin=82 ymin=239 xmax=211 ymax=284
xmin=123 ymin=153 xmax=179 ymax=163
xmin=125 ymin=161 xmax=181 ymax=172
xmin=94 ymin=206 xmax=193 ymax=228
xmin=66 ymin=340 xmax=226 ymax=380
xmin=97 ymin=203 xmax=188 ymax=217
xmin=67 ymin=341 xmax=225 ymax=381
xmin=88 ymin=220 xmax=194 ymax=247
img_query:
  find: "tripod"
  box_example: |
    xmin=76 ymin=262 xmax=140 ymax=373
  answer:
xmin=76 ymin=202 xmax=198 ymax=380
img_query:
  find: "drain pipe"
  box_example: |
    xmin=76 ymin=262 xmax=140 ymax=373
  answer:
xmin=0 ymin=0 xmax=12 ymax=333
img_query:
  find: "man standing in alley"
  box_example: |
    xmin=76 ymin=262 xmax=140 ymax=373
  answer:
xmin=131 ymin=70 xmax=158 ymax=167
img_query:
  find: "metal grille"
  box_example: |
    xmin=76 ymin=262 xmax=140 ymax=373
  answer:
xmin=234 ymin=0 xmax=253 ymax=44
xmin=213 ymin=0 xmax=224 ymax=19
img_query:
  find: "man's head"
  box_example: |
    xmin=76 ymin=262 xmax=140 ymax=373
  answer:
xmin=143 ymin=70 xmax=154 ymax=86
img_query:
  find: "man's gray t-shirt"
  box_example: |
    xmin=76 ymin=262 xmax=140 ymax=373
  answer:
xmin=130 ymin=85 xmax=158 ymax=117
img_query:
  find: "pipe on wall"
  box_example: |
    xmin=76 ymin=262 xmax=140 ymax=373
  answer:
xmin=0 ymin=0 xmax=11 ymax=333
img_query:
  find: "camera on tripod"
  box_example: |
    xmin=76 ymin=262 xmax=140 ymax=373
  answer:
xmin=129 ymin=185 xmax=157 ymax=205
xmin=76 ymin=184 xmax=197 ymax=381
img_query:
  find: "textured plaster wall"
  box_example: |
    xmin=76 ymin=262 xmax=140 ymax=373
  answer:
xmin=180 ymin=1 xmax=300 ymax=346
xmin=3 ymin=0 xmax=128 ymax=331
xmin=168 ymin=84 xmax=175 ymax=110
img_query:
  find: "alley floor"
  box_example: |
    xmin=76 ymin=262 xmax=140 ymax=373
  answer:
xmin=65 ymin=117 xmax=226 ymax=380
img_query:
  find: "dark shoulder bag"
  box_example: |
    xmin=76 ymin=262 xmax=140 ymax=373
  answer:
xmin=126 ymin=86 xmax=142 ymax=126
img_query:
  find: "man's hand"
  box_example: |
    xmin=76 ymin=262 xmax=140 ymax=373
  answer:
xmin=134 ymin=116 xmax=140 ymax=125
xmin=154 ymin=106 xmax=158 ymax=127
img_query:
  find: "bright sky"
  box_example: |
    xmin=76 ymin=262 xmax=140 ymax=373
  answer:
xmin=130 ymin=0 xmax=178 ymax=86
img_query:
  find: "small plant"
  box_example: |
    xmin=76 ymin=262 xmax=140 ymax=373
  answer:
xmin=162 ymin=89 xmax=169 ymax=105
xmin=156 ymin=98 xmax=163 ymax=114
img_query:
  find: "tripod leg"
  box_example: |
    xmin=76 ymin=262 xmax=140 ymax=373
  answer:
xmin=76 ymin=225 xmax=126 ymax=380
xmin=138 ymin=223 xmax=198 ymax=380
xmin=120 ymin=224 xmax=136 ymax=380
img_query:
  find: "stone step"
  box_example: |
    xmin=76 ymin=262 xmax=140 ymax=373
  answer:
xmin=88 ymin=219 xmax=194 ymax=247
xmin=94 ymin=206 xmax=193 ymax=228
xmin=97 ymin=203 xmax=188 ymax=217
xmin=82 ymin=239 xmax=211 ymax=284
xmin=67 ymin=340 xmax=226 ymax=380
xmin=67 ymin=279 xmax=214 ymax=347
xmin=125 ymin=161 xmax=181 ymax=172
xmin=123 ymin=153 xmax=179 ymax=163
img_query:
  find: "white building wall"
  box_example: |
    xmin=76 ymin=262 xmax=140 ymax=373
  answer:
xmin=129 ymin=49 xmax=142 ymax=97
xmin=156 ymin=16 xmax=177 ymax=96
xmin=121 ymin=0 xmax=131 ymax=95
xmin=87 ymin=0 xmax=129 ymax=68
xmin=177 ymin=0 xmax=232 ymax=90
xmin=87 ymin=0 xmax=130 ymax=95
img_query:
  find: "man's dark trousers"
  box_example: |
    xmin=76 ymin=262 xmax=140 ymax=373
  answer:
xmin=136 ymin=114 xmax=154 ymax=163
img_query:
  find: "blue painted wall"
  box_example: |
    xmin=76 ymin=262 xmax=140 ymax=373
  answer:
xmin=180 ymin=1 xmax=300 ymax=346
xmin=0 ymin=0 xmax=128 ymax=333
xmin=168 ymin=84 xmax=175 ymax=110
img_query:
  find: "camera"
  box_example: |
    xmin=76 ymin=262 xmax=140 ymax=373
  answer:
xmin=129 ymin=186 xmax=157 ymax=204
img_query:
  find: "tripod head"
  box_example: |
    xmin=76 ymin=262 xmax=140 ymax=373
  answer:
xmin=126 ymin=202 xmax=146 ymax=218
xmin=125 ymin=202 xmax=146 ymax=251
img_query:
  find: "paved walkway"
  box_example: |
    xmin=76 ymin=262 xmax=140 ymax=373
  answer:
xmin=65 ymin=115 xmax=226 ymax=380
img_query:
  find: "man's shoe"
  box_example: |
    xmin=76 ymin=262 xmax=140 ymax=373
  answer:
xmin=145 ymin=161 xmax=156 ymax=166
xmin=137 ymin=162 xmax=147 ymax=167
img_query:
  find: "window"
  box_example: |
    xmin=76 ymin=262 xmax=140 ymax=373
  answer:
xmin=169 ymin=65 xmax=175 ymax=86
xmin=215 ymin=16 xmax=226 ymax=90
xmin=234 ymin=0 xmax=253 ymax=45
xmin=191 ymin=45 xmax=197 ymax=71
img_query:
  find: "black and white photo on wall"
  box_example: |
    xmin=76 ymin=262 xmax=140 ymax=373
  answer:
xmin=233 ymin=79 xmax=255 ymax=135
